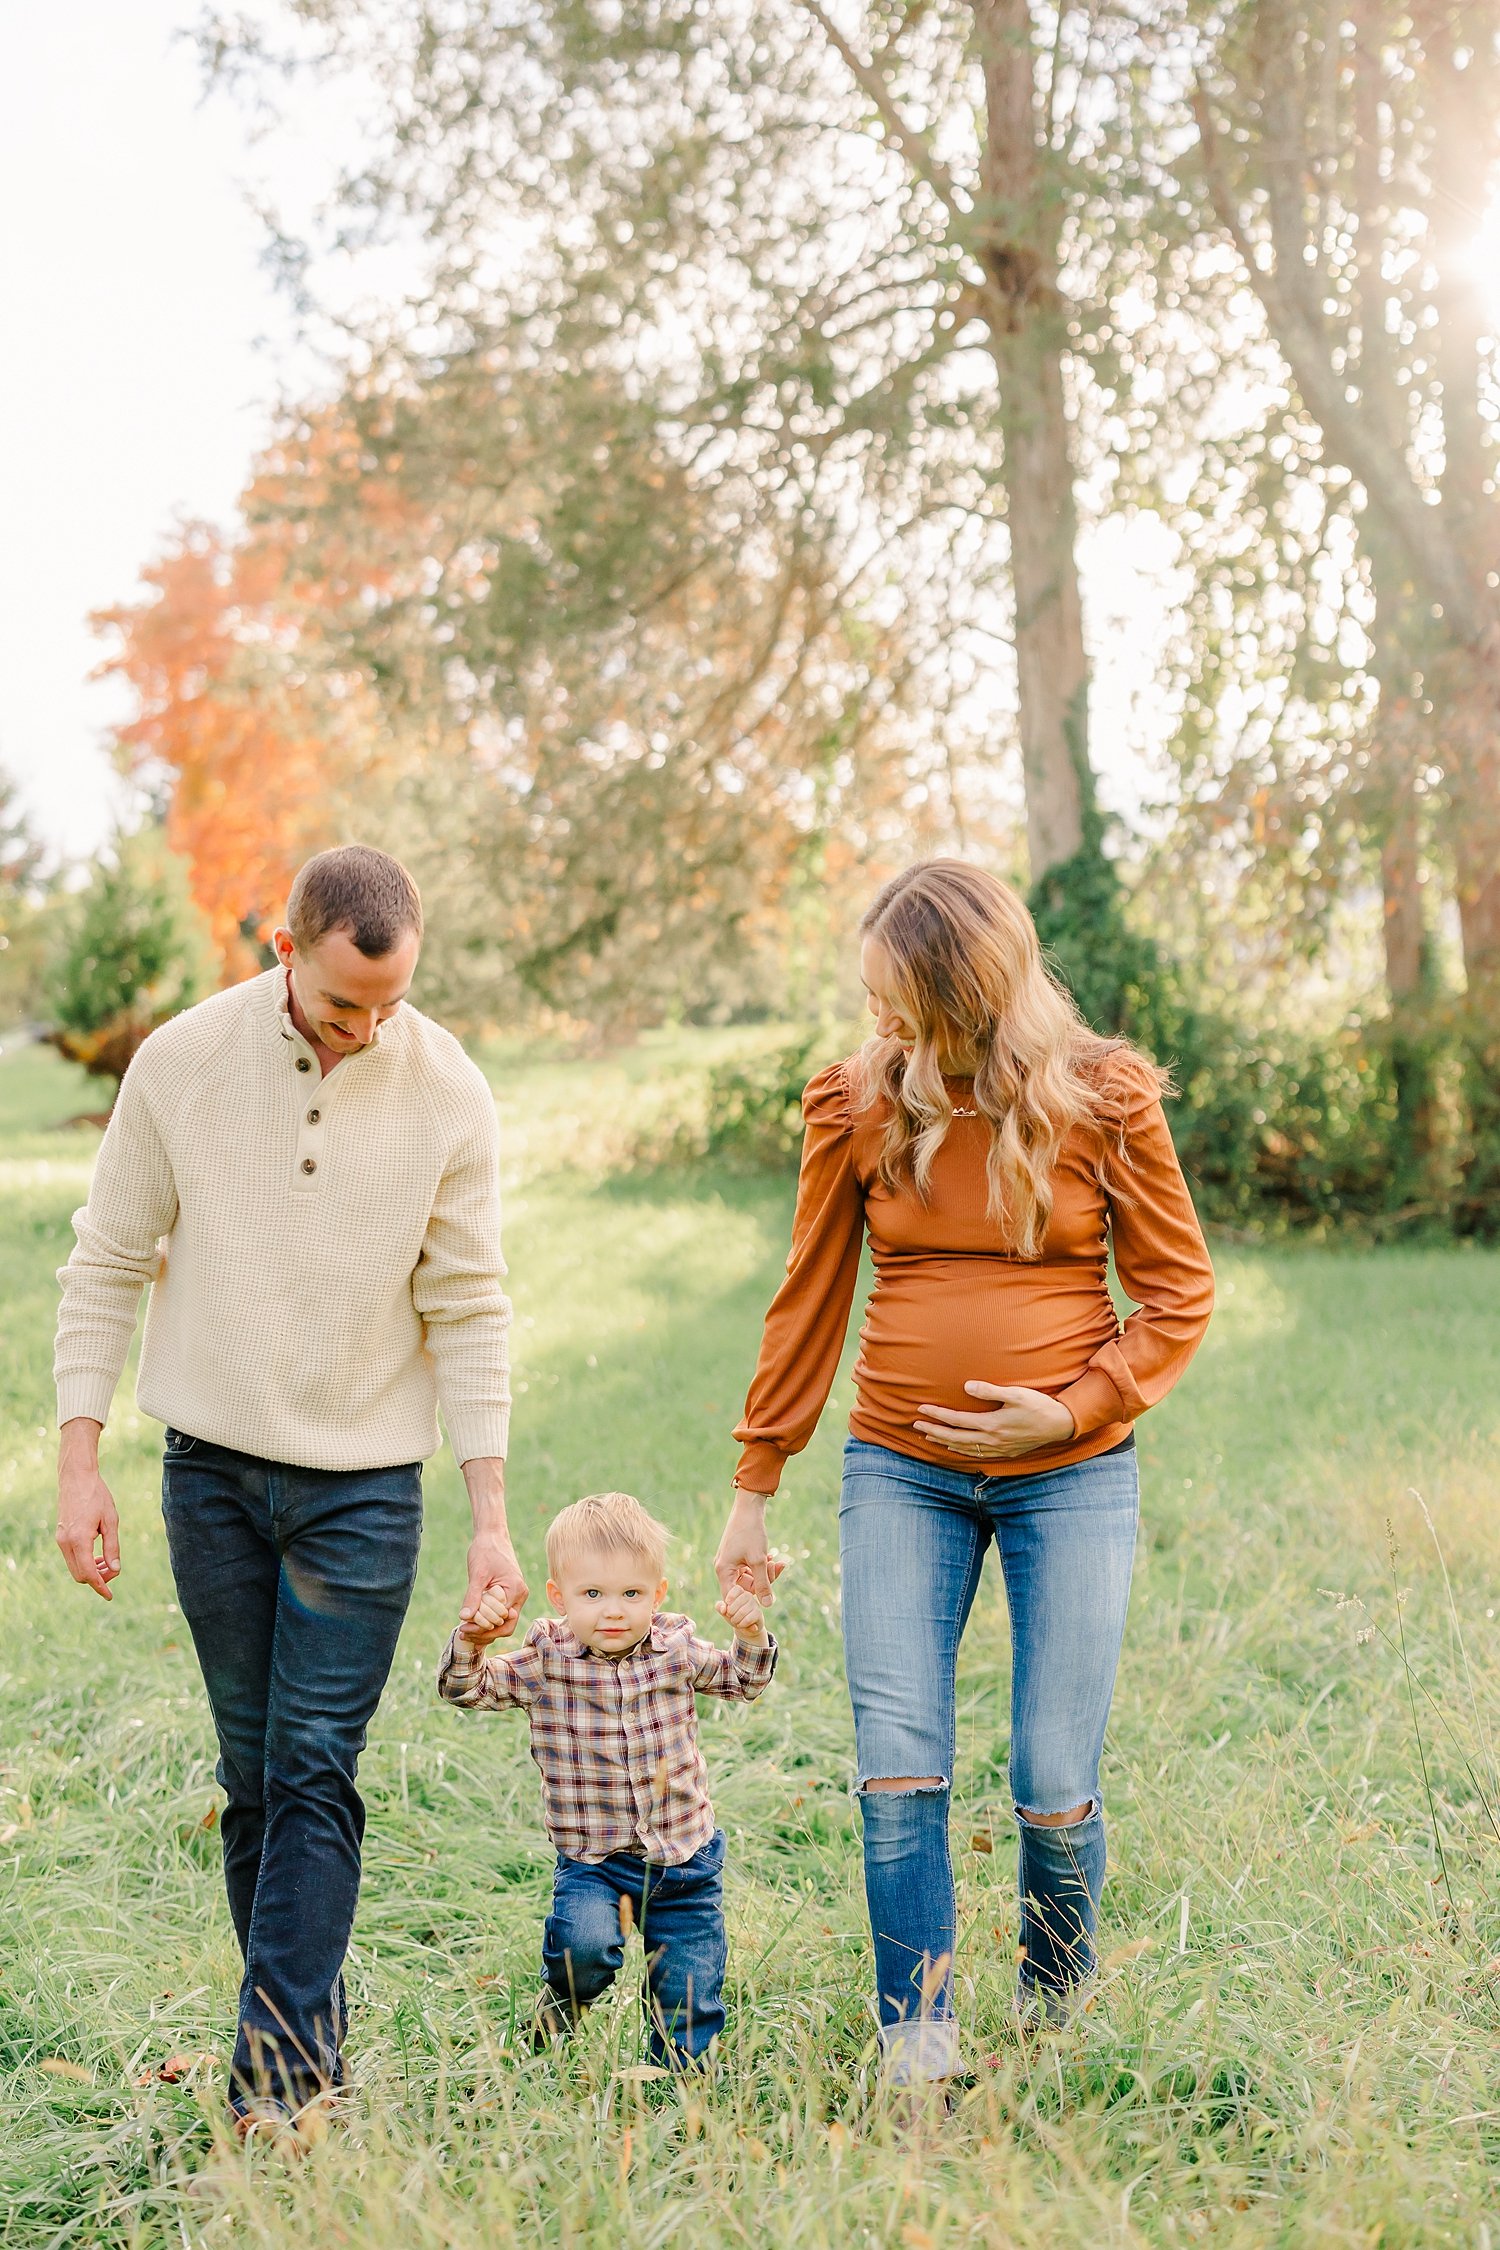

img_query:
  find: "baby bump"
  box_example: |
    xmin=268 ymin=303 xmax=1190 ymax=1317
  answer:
xmin=854 ymin=1263 xmax=1121 ymax=1430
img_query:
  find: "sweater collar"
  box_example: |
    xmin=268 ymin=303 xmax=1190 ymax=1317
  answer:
xmin=259 ymin=965 xmax=404 ymax=1067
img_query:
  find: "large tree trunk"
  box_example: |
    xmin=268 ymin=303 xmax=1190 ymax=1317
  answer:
xmin=973 ymin=0 xmax=1089 ymax=879
xmin=1196 ymin=0 xmax=1500 ymax=1221
xmin=1374 ymin=729 xmax=1442 ymax=1204
xmin=1359 ymin=574 xmax=1443 ymax=1203
xmin=1351 ymin=16 xmax=1438 ymax=1201
xmin=1444 ymin=665 xmax=1500 ymax=1231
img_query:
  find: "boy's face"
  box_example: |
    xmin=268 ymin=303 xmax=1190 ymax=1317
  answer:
xmin=548 ymin=1547 xmax=667 ymax=1656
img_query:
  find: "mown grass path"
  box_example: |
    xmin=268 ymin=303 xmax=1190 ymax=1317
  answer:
xmin=1 ymin=1039 xmax=1497 ymax=2246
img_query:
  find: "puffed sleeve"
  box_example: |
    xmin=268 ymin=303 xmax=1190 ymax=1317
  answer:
xmin=1054 ymin=1054 xmax=1215 ymax=1438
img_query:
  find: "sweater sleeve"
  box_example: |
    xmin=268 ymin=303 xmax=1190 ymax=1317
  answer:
xmin=1054 ymin=1058 xmax=1215 ymax=1440
xmin=732 ymin=1063 xmax=865 ymax=1494
xmin=54 ymin=1050 xmax=179 ymax=1429
xmin=413 ymin=1074 xmax=513 ymax=1465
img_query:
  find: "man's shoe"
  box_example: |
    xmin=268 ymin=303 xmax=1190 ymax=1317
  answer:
xmin=232 ymin=2089 xmax=341 ymax=2155
xmin=232 ymin=2100 xmax=294 ymax=2150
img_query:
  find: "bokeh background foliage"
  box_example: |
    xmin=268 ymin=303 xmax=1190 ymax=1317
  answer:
xmin=4 ymin=0 xmax=1499 ymax=1233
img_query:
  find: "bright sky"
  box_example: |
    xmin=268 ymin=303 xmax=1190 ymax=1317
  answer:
xmin=0 ymin=0 xmax=1169 ymax=869
xmin=0 ymin=1 xmax=331 ymax=861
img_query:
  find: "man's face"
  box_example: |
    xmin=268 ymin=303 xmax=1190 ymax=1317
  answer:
xmin=273 ymin=924 xmax=421 ymax=1055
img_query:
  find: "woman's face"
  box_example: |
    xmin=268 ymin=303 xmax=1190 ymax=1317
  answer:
xmin=861 ymin=936 xmax=919 ymax=1050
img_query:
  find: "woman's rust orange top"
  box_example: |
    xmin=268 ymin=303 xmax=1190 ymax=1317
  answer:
xmin=733 ymin=1050 xmax=1214 ymax=1493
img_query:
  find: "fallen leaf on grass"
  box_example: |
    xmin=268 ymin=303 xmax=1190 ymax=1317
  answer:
xmin=1102 ymin=1936 xmax=1156 ymax=1968
xmin=970 ymin=1830 xmax=994 ymax=1854
xmin=132 ymin=2052 xmax=216 ymax=2088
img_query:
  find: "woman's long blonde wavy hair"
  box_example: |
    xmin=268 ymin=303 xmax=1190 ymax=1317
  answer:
xmin=853 ymin=860 xmax=1157 ymax=1259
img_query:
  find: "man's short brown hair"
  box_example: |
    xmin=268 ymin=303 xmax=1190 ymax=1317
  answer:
xmin=286 ymin=846 xmax=424 ymax=958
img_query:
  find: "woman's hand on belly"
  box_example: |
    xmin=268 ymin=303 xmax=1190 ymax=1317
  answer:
xmin=913 ymin=1381 xmax=1076 ymax=1461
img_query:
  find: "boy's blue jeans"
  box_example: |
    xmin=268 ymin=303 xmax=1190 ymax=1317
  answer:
xmin=543 ymin=1829 xmax=728 ymax=2063
xmin=840 ymin=1435 xmax=1139 ymax=2072
xmin=160 ymin=1430 xmax=423 ymax=2114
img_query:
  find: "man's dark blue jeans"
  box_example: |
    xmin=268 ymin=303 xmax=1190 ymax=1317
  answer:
xmin=161 ymin=1430 xmax=423 ymax=2115
xmin=542 ymin=1829 xmax=727 ymax=2064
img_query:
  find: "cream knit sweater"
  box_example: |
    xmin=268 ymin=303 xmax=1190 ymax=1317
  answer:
xmin=55 ymin=969 xmax=511 ymax=1471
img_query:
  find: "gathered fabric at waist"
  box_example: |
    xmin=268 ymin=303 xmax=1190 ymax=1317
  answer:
xmin=848 ymin=1253 xmax=1130 ymax=1481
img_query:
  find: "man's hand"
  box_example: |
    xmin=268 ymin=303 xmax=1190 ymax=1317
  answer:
xmin=717 ymin=1579 xmax=768 ymax=1646
xmin=56 ymin=1418 xmax=120 ymax=1600
xmin=455 ymin=1581 xmax=516 ymax=1654
xmin=713 ymin=1486 xmax=787 ymax=1607
xmin=913 ymin=1382 xmax=1076 ymax=1461
xmin=459 ymin=1455 xmax=528 ymax=1639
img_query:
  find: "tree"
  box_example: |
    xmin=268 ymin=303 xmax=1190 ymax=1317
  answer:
xmin=1183 ymin=0 xmax=1500 ymax=1219
xmin=98 ymin=366 xmax=947 ymax=1030
xmin=0 ymin=766 xmax=50 ymax=1023
xmin=200 ymin=0 xmax=1191 ymax=903
xmin=47 ymin=828 xmax=213 ymax=1093
xmin=92 ymin=516 xmax=367 ymax=982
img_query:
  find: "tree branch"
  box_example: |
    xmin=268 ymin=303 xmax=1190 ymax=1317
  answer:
xmin=1192 ymin=81 xmax=1487 ymax=647
xmin=794 ymin=0 xmax=969 ymax=227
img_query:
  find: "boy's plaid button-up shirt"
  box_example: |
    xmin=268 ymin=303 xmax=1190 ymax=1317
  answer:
xmin=436 ymin=1611 xmax=778 ymax=1865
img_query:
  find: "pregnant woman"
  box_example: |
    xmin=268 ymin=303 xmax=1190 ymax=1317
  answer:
xmin=715 ymin=860 xmax=1214 ymax=2081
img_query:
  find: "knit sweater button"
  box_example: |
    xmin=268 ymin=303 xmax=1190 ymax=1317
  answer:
xmin=307 ymin=1108 xmax=320 ymax=1124
xmin=296 ymin=1057 xmax=311 ymax=1073
xmin=301 ymin=1157 xmax=317 ymax=1175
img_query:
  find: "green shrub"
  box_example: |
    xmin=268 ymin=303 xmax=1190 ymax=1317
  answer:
xmin=46 ymin=828 xmax=214 ymax=1095
xmin=700 ymin=1035 xmax=828 ymax=1167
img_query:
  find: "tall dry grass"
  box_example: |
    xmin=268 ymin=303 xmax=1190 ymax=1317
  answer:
xmin=1 ymin=1040 xmax=1497 ymax=2245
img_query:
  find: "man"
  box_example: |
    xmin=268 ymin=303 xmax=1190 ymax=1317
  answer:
xmin=54 ymin=843 xmax=526 ymax=2142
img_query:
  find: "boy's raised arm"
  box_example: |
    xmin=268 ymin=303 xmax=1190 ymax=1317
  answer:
xmin=688 ymin=1588 xmax=779 ymax=1701
xmin=437 ymin=1627 xmax=544 ymax=1711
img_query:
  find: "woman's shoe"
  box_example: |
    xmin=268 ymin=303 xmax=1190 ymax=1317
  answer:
xmin=1014 ymin=1972 xmax=1096 ymax=2033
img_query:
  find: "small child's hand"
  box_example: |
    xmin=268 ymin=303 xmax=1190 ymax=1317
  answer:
xmin=455 ymin=1583 xmax=516 ymax=1653
xmin=717 ymin=1580 xmax=768 ymax=1645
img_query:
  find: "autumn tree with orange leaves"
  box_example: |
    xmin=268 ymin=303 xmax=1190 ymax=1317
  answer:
xmin=95 ymin=360 xmax=967 ymax=1025
xmin=92 ymin=473 xmax=378 ymax=983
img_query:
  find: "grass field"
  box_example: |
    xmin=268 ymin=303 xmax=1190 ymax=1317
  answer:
xmin=1 ymin=1034 xmax=1498 ymax=2247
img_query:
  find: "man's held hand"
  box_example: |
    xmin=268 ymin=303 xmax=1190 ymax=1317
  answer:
xmin=460 ymin=1529 xmax=527 ymax=1639
xmin=459 ymin=1454 xmax=527 ymax=1639
xmin=455 ymin=1578 xmax=517 ymax=1652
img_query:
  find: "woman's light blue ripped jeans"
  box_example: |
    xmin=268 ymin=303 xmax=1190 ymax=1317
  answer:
xmin=839 ymin=1434 xmax=1139 ymax=2080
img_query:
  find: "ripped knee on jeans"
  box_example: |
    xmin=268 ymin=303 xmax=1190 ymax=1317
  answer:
xmin=1015 ymin=1796 xmax=1097 ymax=1829
xmin=861 ymin=1776 xmax=946 ymax=1794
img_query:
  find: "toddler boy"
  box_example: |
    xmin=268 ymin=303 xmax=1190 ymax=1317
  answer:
xmin=437 ymin=1490 xmax=776 ymax=2063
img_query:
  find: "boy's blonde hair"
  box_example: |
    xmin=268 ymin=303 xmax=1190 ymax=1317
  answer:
xmin=545 ymin=1492 xmax=669 ymax=1585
